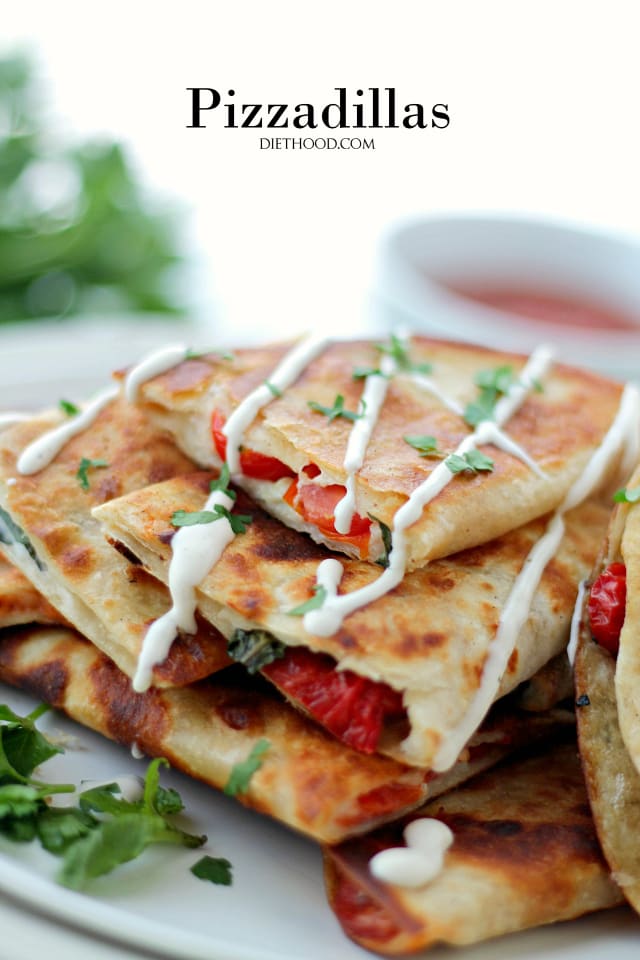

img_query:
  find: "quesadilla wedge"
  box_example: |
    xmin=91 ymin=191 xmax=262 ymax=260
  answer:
xmin=0 ymin=398 xmax=230 ymax=687
xmin=94 ymin=470 xmax=608 ymax=767
xmin=0 ymin=623 xmax=573 ymax=844
xmin=324 ymin=740 xmax=623 ymax=955
xmin=124 ymin=336 xmax=627 ymax=568
xmin=574 ymin=460 xmax=640 ymax=911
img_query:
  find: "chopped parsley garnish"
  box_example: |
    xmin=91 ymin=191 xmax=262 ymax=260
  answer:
xmin=0 ymin=706 xmax=219 ymax=891
xmin=209 ymin=463 xmax=237 ymax=501
xmin=403 ymin=435 xmax=444 ymax=458
xmin=307 ymin=394 xmax=364 ymax=423
xmin=368 ymin=513 xmax=392 ymax=568
xmin=59 ymin=399 xmax=80 ymax=417
xmin=445 ymin=450 xmax=495 ymax=475
xmin=171 ymin=503 xmax=252 ymax=534
xmin=352 ymin=365 xmax=384 ymax=380
xmin=227 ymin=629 xmax=286 ymax=674
xmin=614 ymin=485 xmax=640 ymax=504
xmin=287 ymin=583 xmax=328 ymax=616
xmin=264 ymin=380 xmax=282 ymax=398
xmin=375 ymin=334 xmax=432 ymax=374
xmin=463 ymin=365 xmax=519 ymax=427
xmin=223 ymin=739 xmax=270 ymax=797
xmin=76 ymin=457 xmax=109 ymax=491
xmin=191 ymin=855 xmax=233 ymax=886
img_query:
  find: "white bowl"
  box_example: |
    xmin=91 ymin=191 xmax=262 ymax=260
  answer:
xmin=375 ymin=214 xmax=640 ymax=380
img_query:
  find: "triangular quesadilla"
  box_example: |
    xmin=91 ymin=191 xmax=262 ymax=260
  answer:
xmin=324 ymin=741 xmax=623 ymax=954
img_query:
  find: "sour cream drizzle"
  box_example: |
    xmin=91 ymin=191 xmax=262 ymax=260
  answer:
xmin=132 ymin=484 xmax=236 ymax=693
xmin=369 ymin=818 xmax=454 ymax=888
xmin=567 ymin=579 xmax=587 ymax=668
xmin=17 ymin=386 xmax=119 ymax=476
xmin=409 ymin=372 xmax=464 ymax=416
xmin=222 ymin=334 xmax=329 ymax=474
xmin=303 ymin=345 xmax=555 ymax=637
xmin=334 ymin=353 xmax=396 ymax=534
xmin=432 ymin=380 xmax=640 ymax=772
xmin=124 ymin=343 xmax=190 ymax=403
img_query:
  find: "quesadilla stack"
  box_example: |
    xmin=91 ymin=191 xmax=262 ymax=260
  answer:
xmin=0 ymin=331 xmax=635 ymax=951
xmin=575 ymin=458 xmax=640 ymax=911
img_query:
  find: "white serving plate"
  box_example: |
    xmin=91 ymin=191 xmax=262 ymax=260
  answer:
xmin=0 ymin=324 xmax=638 ymax=960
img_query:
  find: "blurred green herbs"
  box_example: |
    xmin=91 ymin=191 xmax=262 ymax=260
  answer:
xmin=0 ymin=53 xmax=185 ymax=323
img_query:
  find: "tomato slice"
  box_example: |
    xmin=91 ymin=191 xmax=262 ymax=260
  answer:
xmin=283 ymin=476 xmax=372 ymax=552
xmin=210 ymin=409 xmax=295 ymax=482
xmin=263 ymin=647 xmax=405 ymax=754
xmin=588 ymin=561 xmax=627 ymax=657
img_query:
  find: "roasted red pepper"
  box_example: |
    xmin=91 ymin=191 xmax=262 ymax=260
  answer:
xmin=263 ymin=647 xmax=405 ymax=754
xmin=283 ymin=474 xmax=372 ymax=552
xmin=211 ymin=409 xmax=295 ymax=482
xmin=588 ymin=561 xmax=627 ymax=657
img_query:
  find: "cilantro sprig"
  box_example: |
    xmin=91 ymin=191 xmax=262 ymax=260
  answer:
xmin=224 ymin=740 xmax=270 ymax=797
xmin=307 ymin=394 xmax=364 ymax=423
xmin=76 ymin=457 xmax=109 ymax=491
xmin=445 ymin=450 xmax=495 ymax=475
xmin=0 ymin=704 xmax=230 ymax=890
xmin=59 ymin=399 xmax=80 ymax=417
xmin=463 ymin=365 xmax=517 ymax=427
xmin=287 ymin=583 xmax=327 ymax=616
xmin=171 ymin=504 xmax=252 ymax=534
xmin=403 ymin=435 xmax=444 ymax=458
xmin=375 ymin=334 xmax=432 ymax=374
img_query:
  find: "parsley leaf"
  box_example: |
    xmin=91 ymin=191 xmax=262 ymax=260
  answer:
xmin=171 ymin=504 xmax=252 ymax=534
xmin=59 ymin=399 xmax=80 ymax=417
xmin=307 ymin=394 xmax=364 ymax=423
xmin=614 ymin=485 xmax=640 ymax=504
xmin=352 ymin=365 xmax=384 ymax=380
xmin=403 ymin=435 xmax=444 ymax=458
xmin=191 ymin=855 xmax=233 ymax=885
xmin=224 ymin=740 xmax=270 ymax=797
xmin=209 ymin=464 xmax=237 ymax=501
xmin=375 ymin=334 xmax=432 ymax=374
xmin=463 ymin=365 xmax=516 ymax=427
xmin=445 ymin=450 xmax=495 ymax=475
xmin=76 ymin=457 xmax=109 ymax=491
xmin=228 ymin=629 xmax=286 ymax=674
xmin=287 ymin=583 xmax=327 ymax=616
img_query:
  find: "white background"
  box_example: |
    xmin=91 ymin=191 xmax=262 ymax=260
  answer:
xmin=3 ymin=0 xmax=639 ymax=343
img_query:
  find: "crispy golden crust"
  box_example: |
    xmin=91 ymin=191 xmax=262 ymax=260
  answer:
xmin=324 ymin=741 xmax=622 ymax=954
xmin=0 ymin=554 xmax=67 ymax=628
xmin=134 ymin=337 xmax=624 ymax=566
xmin=0 ymin=400 xmax=230 ymax=686
xmin=613 ymin=462 xmax=640 ymax=771
xmin=94 ymin=472 xmax=610 ymax=767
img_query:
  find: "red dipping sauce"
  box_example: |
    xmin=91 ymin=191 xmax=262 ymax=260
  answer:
xmin=448 ymin=286 xmax=638 ymax=332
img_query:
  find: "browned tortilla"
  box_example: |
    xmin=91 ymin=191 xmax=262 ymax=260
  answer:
xmin=0 ymin=554 xmax=67 ymax=629
xmin=131 ymin=337 xmax=624 ymax=567
xmin=324 ymin=741 xmax=623 ymax=954
xmin=0 ymin=399 xmax=230 ymax=687
xmin=0 ymin=623 xmax=572 ymax=844
xmin=94 ymin=471 xmax=609 ymax=767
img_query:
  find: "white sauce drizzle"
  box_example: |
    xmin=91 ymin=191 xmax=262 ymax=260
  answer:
xmin=16 ymin=386 xmax=119 ymax=476
xmin=132 ymin=486 xmax=236 ymax=693
xmin=0 ymin=412 xmax=30 ymax=431
xmin=222 ymin=334 xmax=329 ymax=474
xmin=369 ymin=818 xmax=453 ymax=888
xmin=124 ymin=343 xmax=190 ymax=403
xmin=131 ymin=741 xmax=146 ymax=760
xmin=303 ymin=345 xmax=555 ymax=637
xmin=567 ymin=579 xmax=587 ymax=668
xmin=432 ymin=381 xmax=640 ymax=772
xmin=409 ymin=372 xmax=464 ymax=416
xmin=334 ymin=353 xmax=396 ymax=534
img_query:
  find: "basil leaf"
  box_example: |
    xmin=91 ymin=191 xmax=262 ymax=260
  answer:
xmin=228 ymin=629 xmax=286 ymax=674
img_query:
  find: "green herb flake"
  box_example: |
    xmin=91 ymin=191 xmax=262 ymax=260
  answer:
xmin=403 ymin=435 xmax=443 ymax=458
xmin=287 ymin=583 xmax=327 ymax=616
xmin=264 ymin=380 xmax=282 ymax=398
xmin=375 ymin=335 xmax=432 ymax=374
xmin=209 ymin=464 xmax=237 ymax=501
xmin=307 ymin=394 xmax=364 ymax=423
xmin=171 ymin=504 xmax=252 ymax=534
xmin=352 ymin=365 xmax=386 ymax=380
xmin=368 ymin=513 xmax=392 ymax=568
xmin=59 ymin=399 xmax=80 ymax=417
xmin=228 ymin=629 xmax=286 ymax=674
xmin=463 ymin=365 xmax=517 ymax=428
xmin=614 ymin=485 xmax=640 ymax=504
xmin=445 ymin=450 xmax=495 ymax=475
xmin=224 ymin=739 xmax=270 ymax=797
xmin=76 ymin=457 xmax=109 ymax=491
xmin=191 ymin=855 xmax=233 ymax=886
